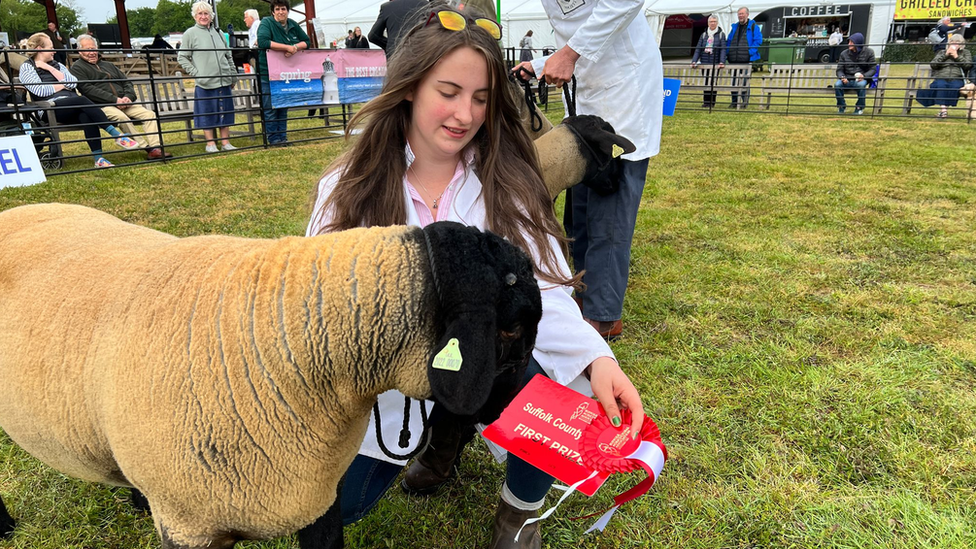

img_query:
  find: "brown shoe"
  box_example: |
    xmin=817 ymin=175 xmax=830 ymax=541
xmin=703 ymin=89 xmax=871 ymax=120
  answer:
xmin=402 ymin=452 xmax=455 ymax=496
xmin=147 ymin=148 xmax=172 ymax=159
xmin=584 ymin=317 xmax=623 ymax=342
xmin=489 ymin=499 xmax=541 ymax=549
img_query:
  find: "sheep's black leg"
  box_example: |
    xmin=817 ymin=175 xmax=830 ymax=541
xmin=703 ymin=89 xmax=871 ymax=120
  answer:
xmin=0 ymin=495 xmax=15 ymax=539
xmin=129 ymin=488 xmax=151 ymax=513
xmin=297 ymin=483 xmax=343 ymax=549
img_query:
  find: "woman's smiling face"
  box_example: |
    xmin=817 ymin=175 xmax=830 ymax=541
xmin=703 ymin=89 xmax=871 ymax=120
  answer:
xmin=405 ymin=46 xmax=489 ymax=165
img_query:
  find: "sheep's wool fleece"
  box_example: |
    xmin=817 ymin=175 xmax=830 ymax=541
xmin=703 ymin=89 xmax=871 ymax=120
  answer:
xmin=0 ymin=204 xmax=437 ymax=545
xmin=535 ymin=124 xmax=585 ymax=199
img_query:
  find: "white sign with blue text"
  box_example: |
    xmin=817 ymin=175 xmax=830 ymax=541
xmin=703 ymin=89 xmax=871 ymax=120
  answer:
xmin=0 ymin=135 xmax=46 ymax=189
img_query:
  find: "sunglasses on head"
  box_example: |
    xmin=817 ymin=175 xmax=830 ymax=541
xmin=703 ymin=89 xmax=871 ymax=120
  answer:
xmin=425 ymin=10 xmax=502 ymax=40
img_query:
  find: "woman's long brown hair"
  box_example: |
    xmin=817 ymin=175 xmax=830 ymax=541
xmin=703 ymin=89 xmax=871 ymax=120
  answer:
xmin=310 ymin=6 xmax=578 ymax=287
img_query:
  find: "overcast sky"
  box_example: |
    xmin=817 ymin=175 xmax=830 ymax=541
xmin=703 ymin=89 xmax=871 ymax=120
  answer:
xmin=72 ymin=0 xmax=160 ymax=23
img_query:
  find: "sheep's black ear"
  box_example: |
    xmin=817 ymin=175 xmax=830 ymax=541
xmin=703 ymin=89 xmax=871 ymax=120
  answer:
xmin=562 ymin=115 xmax=636 ymax=196
xmin=564 ymin=114 xmax=636 ymax=158
xmin=422 ymin=222 xmax=503 ymax=416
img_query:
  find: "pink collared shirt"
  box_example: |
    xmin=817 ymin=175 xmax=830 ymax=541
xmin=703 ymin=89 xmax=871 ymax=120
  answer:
xmin=404 ymin=144 xmax=475 ymax=226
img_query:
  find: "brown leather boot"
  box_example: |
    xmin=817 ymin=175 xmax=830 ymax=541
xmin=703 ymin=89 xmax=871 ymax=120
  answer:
xmin=583 ymin=317 xmax=623 ymax=341
xmin=401 ymin=447 xmax=455 ymax=495
xmin=489 ymin=499 xmax=541 ymax=549
xmin=401 ymin=412 xmax=475 ymax=495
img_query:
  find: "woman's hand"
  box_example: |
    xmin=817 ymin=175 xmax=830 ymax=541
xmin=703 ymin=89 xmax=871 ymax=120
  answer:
xmin=586 ymin=356 xmax=644 ymax=438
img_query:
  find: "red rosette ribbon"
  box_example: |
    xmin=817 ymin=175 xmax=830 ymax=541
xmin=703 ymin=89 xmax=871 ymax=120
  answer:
xmin=575 ymin=410 xmax=668 ymax=533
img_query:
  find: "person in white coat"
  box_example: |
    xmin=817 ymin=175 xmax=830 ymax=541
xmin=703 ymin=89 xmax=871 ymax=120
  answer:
xmin=245 ymin=8 xmax=260 ymax=49
xmin=305 ymin=8 xmax=645 ymax=549
xmin=513 ymin=0 xmax=663 ymax=342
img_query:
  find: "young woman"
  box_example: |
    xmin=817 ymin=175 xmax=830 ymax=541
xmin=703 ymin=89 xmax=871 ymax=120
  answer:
xmin=519 ymin=30 xmax=533 ymax=62
xmin=20 ymin=33 xmax=140 ymax=168
xmin=306 ymin=8 xmax=645 ymax=548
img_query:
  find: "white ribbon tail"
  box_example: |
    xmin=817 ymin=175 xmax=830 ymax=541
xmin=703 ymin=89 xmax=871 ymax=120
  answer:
xmin=514 ymin=471 xmax=599 ymax=542
xmin=584 ymin=505 xmax=620 ymax=534
xmin=586 ymin=441 xmax=666 ymax=534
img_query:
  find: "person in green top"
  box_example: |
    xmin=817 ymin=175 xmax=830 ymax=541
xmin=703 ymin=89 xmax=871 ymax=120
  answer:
xmin=257 ymin=0 xmax=310 ymax=146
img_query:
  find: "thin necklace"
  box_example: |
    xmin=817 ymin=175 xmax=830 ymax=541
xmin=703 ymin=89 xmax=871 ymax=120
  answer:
xmin=409 ymin=166 xmax=446 ymax=210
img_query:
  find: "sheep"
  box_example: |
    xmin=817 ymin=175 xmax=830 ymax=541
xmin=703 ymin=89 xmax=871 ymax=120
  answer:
xmin=535 ymin=115 xmax=636 ymax=200
xmin=0 ymin=203 xmax=543 ymax=549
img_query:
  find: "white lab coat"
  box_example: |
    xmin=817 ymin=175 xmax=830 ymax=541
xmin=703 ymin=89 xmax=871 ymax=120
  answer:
xmin=530 ymin=0 xmax=663 ymax=161
xmin=306 ymin=146 xmax=613 ymax=464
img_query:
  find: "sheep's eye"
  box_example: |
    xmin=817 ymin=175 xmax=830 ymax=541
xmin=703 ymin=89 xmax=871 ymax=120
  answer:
xmin=499 ymin=326 xmax=522 ymax=342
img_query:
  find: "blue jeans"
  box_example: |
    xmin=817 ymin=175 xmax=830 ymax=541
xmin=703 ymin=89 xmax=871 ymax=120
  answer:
xmin=570 ymin=158 xmax=650 ymax=322
xmin=834 ymin=79 xmax=868 ymax=109
xmin=260 ymin=85 xmax=288 ymax=144
xmin=340 ymin=359 xmax=554 ymax=525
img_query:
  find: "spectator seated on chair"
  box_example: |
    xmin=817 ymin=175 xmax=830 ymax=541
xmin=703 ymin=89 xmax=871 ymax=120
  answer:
xmin=834 ymin=33 xmax=876 ymax=115
xmin=20 ymin=32 xmax=141 ymax=168
xmin=70 ymin=34 xmax=173 ymax=160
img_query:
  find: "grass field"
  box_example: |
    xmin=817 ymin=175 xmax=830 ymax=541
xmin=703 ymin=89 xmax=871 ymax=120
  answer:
xmin=1 ymin=107 xmax=975 ymax=549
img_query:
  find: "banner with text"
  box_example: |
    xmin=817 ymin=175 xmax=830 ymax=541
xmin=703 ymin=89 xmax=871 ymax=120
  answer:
xmin=266 ymin=49 xmax=386 ymax=109
xmin=0 ymin=135 xmax=46 ymax=189
xmin=894 ymin=0 xmax=976 ymax=20
xmin=663 ymin=78 xmax=680 ymax=116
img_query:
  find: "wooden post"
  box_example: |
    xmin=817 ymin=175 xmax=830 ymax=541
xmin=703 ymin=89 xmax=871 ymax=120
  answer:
xmin=304 ymin=0 xmax=319 ymax=48
xmin=115 ymin=0 xmax=132 ymax=50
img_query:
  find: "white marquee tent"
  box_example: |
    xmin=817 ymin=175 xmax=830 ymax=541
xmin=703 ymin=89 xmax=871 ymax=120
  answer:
xmin=644 ymin=0 xmax=897 ymax=48
xmin=310 ymin=0 xmax=896 ymax=51
xmin=310 ymin=0 xmax=562 ymax=51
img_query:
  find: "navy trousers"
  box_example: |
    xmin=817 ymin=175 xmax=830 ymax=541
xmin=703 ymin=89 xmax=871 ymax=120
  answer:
xmin=340 ymin=359 xmax=554 ymax=525
xmin=570 ymin=158 xmax=650 ymax=322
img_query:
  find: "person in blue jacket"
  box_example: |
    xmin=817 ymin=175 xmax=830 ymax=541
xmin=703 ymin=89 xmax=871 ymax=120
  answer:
xmin=725 ymin=7 xmax=763 ymax=108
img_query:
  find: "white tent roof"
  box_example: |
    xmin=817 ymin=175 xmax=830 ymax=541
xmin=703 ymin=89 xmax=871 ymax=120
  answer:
xmin=311 ymin=0 xmax=895 ymax=52
xmin=643 ymin=0 xmax=897 ymax=47
xmin=311 ymin=0 xmax=559 ymax=50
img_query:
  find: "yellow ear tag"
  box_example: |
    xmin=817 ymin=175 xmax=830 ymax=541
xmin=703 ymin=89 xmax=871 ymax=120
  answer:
xmin=611 ymin=144 xmax=625 ymax=159
xmin=432 ymin=338 xmax=463 ymax=372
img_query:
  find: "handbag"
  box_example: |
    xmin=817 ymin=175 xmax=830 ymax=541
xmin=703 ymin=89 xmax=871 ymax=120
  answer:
xmin=0 ymin=87 xmax=25 ymax=106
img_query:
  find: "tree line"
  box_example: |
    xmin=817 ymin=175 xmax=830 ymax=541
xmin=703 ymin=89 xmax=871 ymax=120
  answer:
xmin=0 ymin=0 xmax=83 ymax=44
xmin=107 ymin=0 xmax=305 ymax=41
xmin=0 ymin=0 xmax=305 ymax=47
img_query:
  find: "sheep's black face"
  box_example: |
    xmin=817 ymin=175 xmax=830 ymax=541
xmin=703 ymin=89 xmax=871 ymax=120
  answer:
xmin=562 ymin=115 xmax=636 ymax=197
xmin=421 ymin=222 xmax=542 ymax=418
